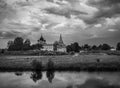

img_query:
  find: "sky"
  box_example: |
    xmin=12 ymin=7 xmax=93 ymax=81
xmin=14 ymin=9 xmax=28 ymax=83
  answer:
xmin=0 ymin=0 xmax=120 ymax=48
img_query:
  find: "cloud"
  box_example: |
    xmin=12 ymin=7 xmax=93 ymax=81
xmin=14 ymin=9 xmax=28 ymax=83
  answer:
xmin=88 ymin=0 xmax=120 ymax=20
xmin=0 ymin=0 xmax=17 ymax=23
xmin=0 ymin=0 xmax=120 ymax=48
xmin=108 ymin=29 xmax=118 ymax=32
xmin=44 ymin=6 xmax=88 ymax=18
xmin=0 ymin=31 xmax=27 ymax=39
xmin=77 ymin=0 xmax=120 ymax=25
xmin=51 ymin=16 xmax=88 ymax=35
xmin=89 ymin=0 xmax=120 ymax=7
xmin=94 ymin=24 xmax=102 ymax=28
xmin=65 ymin=0 xmax=80 ymax=5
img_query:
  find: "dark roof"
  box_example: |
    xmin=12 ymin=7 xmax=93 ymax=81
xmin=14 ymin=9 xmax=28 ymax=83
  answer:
xmin=38 ymin=35 xmax=46 ymax=42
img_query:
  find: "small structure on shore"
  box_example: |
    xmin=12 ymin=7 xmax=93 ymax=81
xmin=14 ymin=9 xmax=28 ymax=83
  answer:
xmin=73 ymin=53 xmax=79 ymax=57
xmin=110 ymin=47 xmax=116 ymax=51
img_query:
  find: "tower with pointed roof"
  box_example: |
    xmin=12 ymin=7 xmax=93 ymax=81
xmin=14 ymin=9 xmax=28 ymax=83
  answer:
xmin=59 ymin=34 xmax=64 ymax=45
xmin=37 ymin=34 xmax=66 ymax=52
xmin=38 ymin=34 xmax=46 ymax=45
xmin=57 ymin=34 xmax=66 ymax=52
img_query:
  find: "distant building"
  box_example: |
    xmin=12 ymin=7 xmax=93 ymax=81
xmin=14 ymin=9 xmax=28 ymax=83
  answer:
xmin=42 ymin=44 xmax=53 ymax=51
xmin=38 ymin=35 xmax=46 ymax=45
xmin=37 ymin=34 xmax=66 ymax=52
xmin=38 ymin=35 xmax=53 ymax=51
xmin=110 ymin=47 xmax=116 ymax=51
xmin=56 ymin=34 xmax=66 ymax=52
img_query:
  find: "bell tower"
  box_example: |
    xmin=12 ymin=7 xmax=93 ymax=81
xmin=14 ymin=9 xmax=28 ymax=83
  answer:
xmin=59 ymin=34 xmax=64 ymax=45
xmin=38 ymin=34 xmax=46 ymax=45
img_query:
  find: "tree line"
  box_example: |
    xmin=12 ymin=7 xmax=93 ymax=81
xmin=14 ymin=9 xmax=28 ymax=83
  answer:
xmin=6 ymin=37 xmax=120 ymax=52
xmin=66 ymin=42 xmax=120 ymax=53
xmin=7 ymin=37 xmax=43 ymax=51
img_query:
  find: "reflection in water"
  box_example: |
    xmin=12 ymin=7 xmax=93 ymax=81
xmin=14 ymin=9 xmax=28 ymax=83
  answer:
xmin=66 ymin=78 xmax=120 ymax=88
xmin=46 ymin=71 xmax=55 ymax=83
xmin=15 ymin=72 xmax=23 ymax=76
xmin=0 ymin=72 xmax=120 ymax=88
xmin=30 ymin=70 xmax=55 ymax=83
xmin=30 ymin=71 xmax=42 ymax=82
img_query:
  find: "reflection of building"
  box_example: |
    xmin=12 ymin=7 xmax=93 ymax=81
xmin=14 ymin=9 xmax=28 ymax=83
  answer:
xmin=37 ymin=34 xmax=66 ymax=52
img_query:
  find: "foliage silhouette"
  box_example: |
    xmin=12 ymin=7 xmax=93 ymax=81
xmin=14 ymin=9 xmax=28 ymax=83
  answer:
xmin=46 ymin=70 xmax=55 ymax=83
xmin=15 ymin=72 xmax=23 ymax=76
xmin=30 ymin=71 xmax=42 ymax=83
xmin=117 ymin=42 xmax=120 ymax=50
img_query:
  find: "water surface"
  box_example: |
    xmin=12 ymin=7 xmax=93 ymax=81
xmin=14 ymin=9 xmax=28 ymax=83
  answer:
xmin=0 ymin=71 xmax=120 ymax=88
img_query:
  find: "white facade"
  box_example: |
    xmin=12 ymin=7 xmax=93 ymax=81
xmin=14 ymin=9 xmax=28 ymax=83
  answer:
xmin=42 ymin=44 xmax=53 ymax=51
xmin=38 ymin=34 xmax=66 ymax=52
xmin=57 ymin=47 xmax=66 ymax=52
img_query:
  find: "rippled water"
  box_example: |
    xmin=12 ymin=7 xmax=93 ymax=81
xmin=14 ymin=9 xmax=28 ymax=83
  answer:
xmin=0 ymin=71 xmax=120 ymax=88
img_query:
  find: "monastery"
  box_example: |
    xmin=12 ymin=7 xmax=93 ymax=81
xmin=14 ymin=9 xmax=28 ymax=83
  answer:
xmin=37 ymin=34 xmax=66 ymax=52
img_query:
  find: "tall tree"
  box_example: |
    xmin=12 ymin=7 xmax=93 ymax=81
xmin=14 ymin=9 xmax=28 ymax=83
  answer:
xmin=31 ymin=44 xmax=43 ymax=50
xmin=23 ymin=39 xmax=31 ymax=51
xmin=13 ymin=37 xmax=24 ymax=51
xmin=53 ymin=41 xmax=59 ymax=51
xmin=66 ymin=42 xmax=80 ymax=53
xmin=98 ymin=44 xmax=103 ymax=50
xmin=7 ymin=41 xmax=14 ymax=51
xmin=116 ymin=42 xmax=120 ymax=50
xmin=66 ymin=45 xmax=72 ymax=53
xmin=83 ymin=44 xmax=91 ymax=50
xmin=72 ymin=42 xmax=80 ymax=52
xmin=101 ymin=44 xmax=111 ymax=50
xmin=92 ymin=45 xmax=98 ymax=50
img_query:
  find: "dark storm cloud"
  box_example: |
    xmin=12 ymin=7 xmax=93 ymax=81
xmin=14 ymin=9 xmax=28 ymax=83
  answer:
xmin=89 ymin=0 xmax=120 ymax=7
xmin=94 ymin=5 xmax=120 ymax=18
xmin=90 ymin=0 xmax=120 ymax=17
xmin=84 ymin=0 xmax=120 ymax=24
xmin=44 ymin=7 xmax=88 ymax=18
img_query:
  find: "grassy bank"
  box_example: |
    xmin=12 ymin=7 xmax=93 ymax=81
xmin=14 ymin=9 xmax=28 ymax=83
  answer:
xmin=0 ymin=55 xmax=120 ymax=71
xmin=0 ymin=50 xmax=67 ymax=56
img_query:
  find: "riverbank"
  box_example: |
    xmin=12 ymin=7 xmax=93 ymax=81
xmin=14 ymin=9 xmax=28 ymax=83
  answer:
xmin=0 ymin=54 xmax=120 ymax=71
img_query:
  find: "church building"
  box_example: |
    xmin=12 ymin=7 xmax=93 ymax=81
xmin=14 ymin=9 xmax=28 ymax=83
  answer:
xmin=56 ymin=34 xmax=66 ymax=52
xmin=37 ymin=34 xmax=66 ymax=52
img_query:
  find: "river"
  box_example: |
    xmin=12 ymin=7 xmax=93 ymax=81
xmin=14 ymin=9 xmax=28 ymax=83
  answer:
xmin=0 ymin=71 xmax=120 ymax=88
